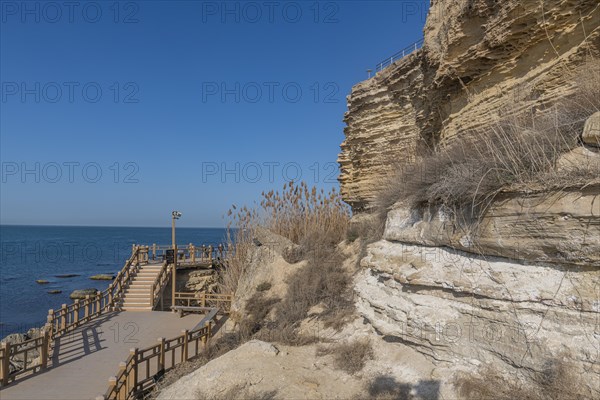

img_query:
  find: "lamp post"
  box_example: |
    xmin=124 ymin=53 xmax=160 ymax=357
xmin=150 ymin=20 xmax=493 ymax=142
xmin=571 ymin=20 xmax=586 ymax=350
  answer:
xmin=171 ymin=211 xmax=182 ymax=309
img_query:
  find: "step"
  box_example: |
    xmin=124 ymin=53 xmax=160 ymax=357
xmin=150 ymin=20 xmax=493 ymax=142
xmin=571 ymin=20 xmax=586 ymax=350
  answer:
xmin=123 ymin=300 xmax=152 ymax=306
xmin=124 ymin=293 xmax=152 ymax=299
xmin=122 ymin=307 xmax=152 ymax=312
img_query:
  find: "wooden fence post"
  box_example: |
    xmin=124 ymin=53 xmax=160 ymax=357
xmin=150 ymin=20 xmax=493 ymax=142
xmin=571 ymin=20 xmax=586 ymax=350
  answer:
xmin=1 ymin=342 xmax=10 ymax=386
xmin=47 ymin=309 xmax=54 ymax=339
xmin=152 ymin=243 xmax=156 ymax=260
xmin=107 ymin=376 xmax=117 ymax=399
xmin=158 ymin=338 xmax=165 ymax=372
xmin=117 ymin=361 xmax=126 ymax=397
xmin=130 ymin=348 xmax=138 ymax=393
xmin=182 ymin=330 xmax=189 ymax=362
xmin=84 ymin=295 xmax=90 ymax=320
xmin=60 ymin=304 xmax=67 ymax=333
xmin=41 ymin=329 xmax=49 ymax=370
xmin=96 ymin=292 xmax=101 ymax=316
xmin=108 ymin=290 xmax=114 ymax=311
xmin=73 ymin=300 xmax=80 ymax=325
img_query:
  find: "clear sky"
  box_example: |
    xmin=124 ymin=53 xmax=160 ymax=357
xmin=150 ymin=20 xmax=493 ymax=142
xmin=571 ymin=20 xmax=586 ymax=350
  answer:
xmin=0 ymin=0 xmax=429 ymax=227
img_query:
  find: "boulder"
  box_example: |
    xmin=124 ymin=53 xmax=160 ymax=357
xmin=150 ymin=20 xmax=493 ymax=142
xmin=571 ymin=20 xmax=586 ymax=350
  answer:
xmin=69 ymin=288 xmax=98 ymax=299
xmin=90 ymin=274 xmax=115 ymax=280
xmin=582 ymin=111 xmax=600 ymax=146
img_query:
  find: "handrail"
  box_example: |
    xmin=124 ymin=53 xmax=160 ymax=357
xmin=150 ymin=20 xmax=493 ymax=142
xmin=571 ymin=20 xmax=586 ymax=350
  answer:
xmin=375 ymin=38 xmax=424 ymax=72
xmin=44 ymin=247 xmax=142 ymax=341
xmin=147 ymin=243 xmax=230 ymax=263
xmin=150 ymin=262 xmax=171 ymax=309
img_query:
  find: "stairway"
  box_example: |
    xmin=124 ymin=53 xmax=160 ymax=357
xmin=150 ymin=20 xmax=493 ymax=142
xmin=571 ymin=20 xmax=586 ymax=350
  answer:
xmin=120 ymin=263 xmax=165 ymax=311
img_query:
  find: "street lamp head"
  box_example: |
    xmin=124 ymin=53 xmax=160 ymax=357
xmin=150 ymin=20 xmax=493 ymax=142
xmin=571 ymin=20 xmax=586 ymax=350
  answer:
xmin=172 ymin=211 xmax=182 ymax=219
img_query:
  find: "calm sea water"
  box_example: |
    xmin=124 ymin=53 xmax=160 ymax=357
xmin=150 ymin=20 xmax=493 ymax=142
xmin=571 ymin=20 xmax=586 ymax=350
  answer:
xmin=0 ymin=225 xmax=227 ymax=337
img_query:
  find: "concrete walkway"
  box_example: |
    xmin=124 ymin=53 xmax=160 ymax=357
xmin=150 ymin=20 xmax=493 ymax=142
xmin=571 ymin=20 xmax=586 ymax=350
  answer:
xmin=0 ymin=311 xmax=204 ymax=400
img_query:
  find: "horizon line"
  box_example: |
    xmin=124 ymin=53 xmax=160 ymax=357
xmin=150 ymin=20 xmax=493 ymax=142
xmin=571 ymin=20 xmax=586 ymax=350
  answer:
xmin=0 ymin=223 xmax=228 ymax=229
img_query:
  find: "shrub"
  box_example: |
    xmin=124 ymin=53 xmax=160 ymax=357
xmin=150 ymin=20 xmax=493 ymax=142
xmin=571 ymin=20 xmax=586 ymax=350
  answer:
xmin=276 ymin=247 xmax=355 ymax=335
xmin=317 ymin=339 xmax=374 ymax=375
xmin=240 ymin=292 xmax=280 ymax=338
xmin=256 ymin=282 xmax=272 ymax=292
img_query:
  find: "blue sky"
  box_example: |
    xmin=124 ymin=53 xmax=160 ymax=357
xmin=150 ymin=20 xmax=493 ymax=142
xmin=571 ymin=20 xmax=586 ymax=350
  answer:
xmin=0 ymin=0 xmax=429 ymax=227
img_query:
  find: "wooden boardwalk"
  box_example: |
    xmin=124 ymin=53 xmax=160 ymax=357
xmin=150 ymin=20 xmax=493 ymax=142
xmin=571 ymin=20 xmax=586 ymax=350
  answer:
xmin=0 ymin=311 xmax=204 ymax=400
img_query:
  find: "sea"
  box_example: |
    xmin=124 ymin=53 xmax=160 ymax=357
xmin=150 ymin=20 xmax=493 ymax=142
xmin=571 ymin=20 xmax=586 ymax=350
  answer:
xmin=0 ymin=225 xmax=227 ymax=338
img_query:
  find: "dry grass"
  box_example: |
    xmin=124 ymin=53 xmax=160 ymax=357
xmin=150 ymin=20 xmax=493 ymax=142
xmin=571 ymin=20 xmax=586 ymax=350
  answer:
xmin=276 ymin=248 xmax=355 ymax=334
xmin=455 ymin=359 xmax=584 ymax=400
xmin=218 ymin=180 xmax=354 ymax=342
xmin=317 ymin=339 xmax=374 ymax=375
xmin=240 ymin=292 xmax=281 ymax=338
xmin=256 ymin=282 xmax=272 ymax=292
xmin=220 ymin=181 xmax=350 ymax=295
xmin=375 ymin=60 xmax=600 ymax=224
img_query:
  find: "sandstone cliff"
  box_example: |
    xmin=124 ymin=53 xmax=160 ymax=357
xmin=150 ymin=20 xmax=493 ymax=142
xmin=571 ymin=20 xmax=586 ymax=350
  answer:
xmin=340 ymin=1 xmax=600 ymax=398
xmin=339 ymin=0 xmax=600 ymax=210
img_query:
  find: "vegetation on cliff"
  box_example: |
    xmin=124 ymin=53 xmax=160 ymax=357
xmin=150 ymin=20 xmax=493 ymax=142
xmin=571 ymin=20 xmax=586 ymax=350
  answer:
xmin=375 ymin=61 xmax=600 ymax=228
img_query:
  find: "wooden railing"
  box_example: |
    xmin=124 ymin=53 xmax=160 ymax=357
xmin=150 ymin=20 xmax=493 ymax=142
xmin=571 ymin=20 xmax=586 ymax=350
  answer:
xmin=102 ymin=292 xmax=233 ymax=398
xmin=147 ymin=243 xmax=229 ymax=264
xmin=103 ymin=290 xmax=234 ymax=399
xmin=0 ymin=246 xmax=144 ymax=387
xmin=45 ymin=247 xmax=142 ymax=339
xmin=0 ymin=330 xmax=50 ymax=386
xmin=150 ymin=262 xmax=171 ymax=309
xmin=174 ymin=292 xmax=233 ymax=314
xmin=103 ymin=324 xmax=212 ymax=400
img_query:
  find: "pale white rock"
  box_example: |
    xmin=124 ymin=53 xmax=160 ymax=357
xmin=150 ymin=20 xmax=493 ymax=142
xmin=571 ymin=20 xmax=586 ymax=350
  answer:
xmin=383 ymin=187 xmax=600 ymax=267
xmin=355 ymin=239 xmax=600 ymax=398
xmin=582 ymin=111 xmax=600 ymax=146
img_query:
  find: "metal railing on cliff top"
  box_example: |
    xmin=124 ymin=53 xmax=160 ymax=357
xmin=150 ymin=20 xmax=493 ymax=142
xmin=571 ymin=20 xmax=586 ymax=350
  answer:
xmin=375 ymin=38 xmax=424 ymax=73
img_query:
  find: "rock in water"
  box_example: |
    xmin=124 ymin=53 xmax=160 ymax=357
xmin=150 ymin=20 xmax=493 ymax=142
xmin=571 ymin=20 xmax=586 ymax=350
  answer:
xmin=35 ymin=279 xmax=49 ymax=284
xmin=90 ymin=274 xmax=115 ymax=280
xmin=69 ymin=288 xmax=98 ymax=299
xmin=47 ymin=290 xmax=62 ymax=294
xmin=55 ymin=274 xmax=80 ymax=278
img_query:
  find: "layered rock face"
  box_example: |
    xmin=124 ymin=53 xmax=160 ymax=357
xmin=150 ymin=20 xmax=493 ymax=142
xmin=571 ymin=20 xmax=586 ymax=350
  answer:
xmin=339 ymin=0 xmax=600 ymax=209
xmin=353 ymin=115 xmax=600 ymax=398
xmin=385 ymin=185 xmax=600 ymax=267
xmin=356 ymin=240 xmax=600 ymax=397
